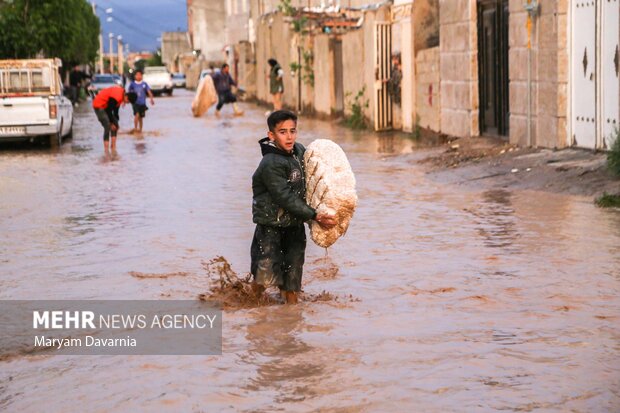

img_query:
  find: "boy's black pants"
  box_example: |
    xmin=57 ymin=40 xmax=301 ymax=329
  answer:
xmin=250 ymin=224 xmax=306 ymax=292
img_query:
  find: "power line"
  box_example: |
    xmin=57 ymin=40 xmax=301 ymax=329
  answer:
xmin=98 ymin=0 xmax=164 ymax=28
xmin=94 ymin=4 xmax=160 ymax=44
xmin=110 ymin=13 xmax=160 ymax=39
xmin=95 ymin=5 xmax=159 ymax=37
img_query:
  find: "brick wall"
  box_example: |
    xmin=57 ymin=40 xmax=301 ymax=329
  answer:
xmin=508 ymin=0 xmax=568 ymax=148
xmin=439 ymin=0 xmax=479 ymax=138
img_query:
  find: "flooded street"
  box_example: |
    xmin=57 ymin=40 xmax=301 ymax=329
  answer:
xmin=1 ymin=90 xmax=619 ymax=412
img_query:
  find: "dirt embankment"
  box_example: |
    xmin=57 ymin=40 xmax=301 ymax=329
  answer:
xmin=417 ymin=135 xmax=620 ymax=199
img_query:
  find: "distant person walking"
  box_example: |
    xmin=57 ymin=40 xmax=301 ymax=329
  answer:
xmin=127 ymin=70 xmax=155 ymax=133
xmin=211 ymin=63 xmax=243 ymax=117
xmin=92 ymin=86 xmax=136 ymax=153
xmin=68 ymin=65 xmax=86 ymax=106
xmin=268 ymin=58 xmax=284 ymax=112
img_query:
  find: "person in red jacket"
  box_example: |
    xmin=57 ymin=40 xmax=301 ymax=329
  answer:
xmin=92 ymin=86 xmax=137 ymax=152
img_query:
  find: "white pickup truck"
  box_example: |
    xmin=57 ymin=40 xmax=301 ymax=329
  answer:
xmin=0 ymin=59 xmax=73 ymax=146
xmin=142 ymin=66 xmax=173 ymax=96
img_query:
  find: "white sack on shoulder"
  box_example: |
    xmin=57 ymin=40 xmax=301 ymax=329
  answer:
xmin=191 ymin=75 xmax=217 ymax=117
xmin=305 ymin=139 xmax=357 ymax=248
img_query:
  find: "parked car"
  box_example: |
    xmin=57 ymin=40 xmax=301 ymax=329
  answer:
xmin=112 ymin=74 xmax=123 ymax=86
xmin=172 ymin=73 xmax=186 ymax=88
xmin=143 ymin=66 xmax=173 ymax=96
xmin=0 ymin=58 xmax=73 ymax=146
xmin=88 ymin=74 xmax=117 ymax=96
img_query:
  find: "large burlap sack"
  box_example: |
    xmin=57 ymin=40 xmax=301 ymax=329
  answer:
xmin=191 ymin=75 xmax=217 ymax=117
xmin=304 ymin=139 xmax=357 ymax=248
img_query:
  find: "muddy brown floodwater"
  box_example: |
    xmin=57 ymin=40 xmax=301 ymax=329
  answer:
xmin=1 ymin=90 xmax=619 ymax=412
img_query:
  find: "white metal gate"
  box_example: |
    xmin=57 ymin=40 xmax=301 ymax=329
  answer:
xmin=374 ymin=22 xmax=392 ymax=131
xmin=571 ymin=0 xmax=597 ymax=148
xmin=570 ymin=0 xmax=620 ymax=149
xmin=601 ymin=0 xmax=619 ymax=148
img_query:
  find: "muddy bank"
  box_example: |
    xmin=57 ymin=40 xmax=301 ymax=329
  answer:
xmin=417 ymin=136 xmax=620 ymax=198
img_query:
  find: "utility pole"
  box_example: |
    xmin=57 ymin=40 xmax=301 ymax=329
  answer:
xmin=99 ymin=33 xmax=104 ymax=74
xmin=109 ymin=33 xmax=114 ymax=74
xmin=93 ymin=2 xmax=104 ymax=74
xmin=117 ymin=36 xmax=123 ymax=76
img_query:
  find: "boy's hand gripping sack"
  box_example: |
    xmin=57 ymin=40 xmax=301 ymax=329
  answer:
xmin=304 ymin=139 xmax=357 ymax=248
xmin=191 ymin=75 xmax=218 ymax=117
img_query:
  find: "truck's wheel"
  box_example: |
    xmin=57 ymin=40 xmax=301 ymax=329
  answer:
xmin=66 ymin=118 xmax=74 ymax=140
xmin=168 ymin=88 xmax=173 ymax=96
xmin=49 ymin=121 xmax=62 ymax=148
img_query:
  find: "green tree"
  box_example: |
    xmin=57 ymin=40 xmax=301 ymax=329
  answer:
xmin=0 ymin=0 xmax=100 ymax=65
xmin=134 ymin=58 xmax=146 ymax=72
xmin=146 ymin=49 xmax=163 ymax=67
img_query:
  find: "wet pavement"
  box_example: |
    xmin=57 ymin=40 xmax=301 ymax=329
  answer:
xmin=0 ymin=90 xmax=619 ymax=412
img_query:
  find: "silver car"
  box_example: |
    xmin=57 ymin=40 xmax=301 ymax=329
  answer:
xmin=88 ymin=74 xmax=117 ymax=96
xmin=172 ymin=73 xmax=186 ymax=88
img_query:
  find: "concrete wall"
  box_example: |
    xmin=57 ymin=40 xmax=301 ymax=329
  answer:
xmin=508 ymin=0 xmax=567 ymax=148
xmin=161 ymin=32 xmax=191 ymax=73
xmin=413 ymin=0 xmax=440 ymax=51
xmin=226 ymin=0 xmax=250 ymax=45
xmin=189 ymin=0 xmax=227 ymax=61
xmin=439 ymin=0 xmax=479 ymax=138
xmin=254 ymin=13 xmax=270 ymax=103
xmin=406 ymin=0 xmax=439 ymax=132
xmin=313 ymin=35 xmax=333 ymax=115
xmin=177 ymin=55 xmax=195 ymax=75
xmin=342 ymin=29 xmax=365 ymax=118
xmin=300 ymin=35 xmax=316 ymax=111
xmin=236 ymin=42 xmax=256 ymax=98
xmin=415 ymin=46 xmax=441 ymax=131
xmin=227 ymin=12 xmax=250 ymax=44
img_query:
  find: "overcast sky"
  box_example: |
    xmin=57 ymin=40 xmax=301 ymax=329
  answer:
xmin=94 ymin=0 xmax=187 ymax=52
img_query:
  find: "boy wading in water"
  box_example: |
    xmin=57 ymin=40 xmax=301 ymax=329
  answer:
xmin=251 ymin=110 xmax=336 ymax=304
xmin=127 ymin=70 xmax=155 ymax=133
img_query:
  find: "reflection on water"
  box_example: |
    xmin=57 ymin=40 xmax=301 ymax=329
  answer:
xmin=0 ymin=90 xmax=619 ymax=411
xmin=377 ymin=134 xmax=395 ymax=154
xmin=134 ymin=141 xmax=147 ymax=155
xmin=470 ymin=189 xmax=521 ymax=251
xmin=244 ymin=307 xmax=322 ymax=404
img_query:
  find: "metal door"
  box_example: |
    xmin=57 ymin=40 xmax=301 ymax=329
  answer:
xmin=601 ymin=0 xmax=619 ymax=148
xmin=478 ymin=0 xmax=510 ymax=137
xmin=374 ymin=22 xmax=392 ymax=131
xmin=571 ymin=0 xmax=597 ymax=148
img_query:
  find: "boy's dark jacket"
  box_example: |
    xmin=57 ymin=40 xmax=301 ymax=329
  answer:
xmin=252 ymin=137 xmax=316 ymax=227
